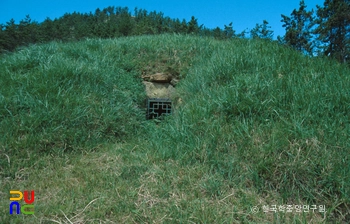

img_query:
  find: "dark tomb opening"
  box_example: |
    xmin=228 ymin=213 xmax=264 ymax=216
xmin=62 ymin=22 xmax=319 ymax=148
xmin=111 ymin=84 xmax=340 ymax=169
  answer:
xmin=147 ymin=98 xmax=172 ymax=119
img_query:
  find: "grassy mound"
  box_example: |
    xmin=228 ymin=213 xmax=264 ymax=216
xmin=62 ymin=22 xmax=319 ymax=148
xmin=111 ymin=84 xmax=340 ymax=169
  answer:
xmin=1 ymin=34 xmax=349 ymax=223
xmin=0 ymin=40 xmax=144 ymax=154
xmin=142 ymin=37 xmax=350 ymax=222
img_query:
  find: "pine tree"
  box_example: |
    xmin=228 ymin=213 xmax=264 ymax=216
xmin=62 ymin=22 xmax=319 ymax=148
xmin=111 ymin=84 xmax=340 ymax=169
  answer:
xmin=223 ymin=22 xmax=235 ymax=39
xmin=133 ymin=8 xmax=150 ymax=35
xmin=250 ymin=20 xmax=274 ymax=40
xmin=104 ymin=7 xmax=118 ymax=37
xmin=115 ymin=7 xmax=134 ymax=36
xmin=213 ymin=27 xmax=224 ymax=39
xmin=40 ymin=17 xmax=55 ymax=42
xmin=187 ymin=16 xmax=201 ymax=34
xmin=4 ymin=19 xmax=19 ymax=51
xmin=281 ymin=0 xmax=314 ymax=55
xmin=180 ymin=19 xmax=188 ymax=34
xmin=0 ymin=24 xmax=5 ymax=52
xmin=172 ymin=18 xmax=182 ymax=34
xmin=237 ymin=29 xmax=247 ymax=38
xmin=93 ymin=8 xmax=109 ymax=38
xmin=315 ymin=0 xmax=350 ymax=63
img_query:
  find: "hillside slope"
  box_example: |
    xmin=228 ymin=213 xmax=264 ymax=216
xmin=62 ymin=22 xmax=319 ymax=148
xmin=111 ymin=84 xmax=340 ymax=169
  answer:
xmin=1 ymin=34 xmax=349 ymax=223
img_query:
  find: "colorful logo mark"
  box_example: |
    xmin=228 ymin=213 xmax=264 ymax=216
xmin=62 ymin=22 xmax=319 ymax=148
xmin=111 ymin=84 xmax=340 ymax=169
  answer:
xmin=9 ymin=190 xmax=35 ymax=215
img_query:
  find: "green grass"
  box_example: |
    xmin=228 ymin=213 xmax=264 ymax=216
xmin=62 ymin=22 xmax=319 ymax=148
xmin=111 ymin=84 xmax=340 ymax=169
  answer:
xmin=1 ymin=34 xmax=349 ymax=223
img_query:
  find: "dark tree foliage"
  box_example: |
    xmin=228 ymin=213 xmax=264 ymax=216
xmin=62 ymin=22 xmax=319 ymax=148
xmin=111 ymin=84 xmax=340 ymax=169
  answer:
xmin=180 ymin=19 xmax=188 ymax=33
xmin=0 ymin=24 xmax=5 ymax=53
xmin=199 ymin=27 xmax=214 ymax=37
xmin=250 ymin=20 xmax=274 ymax=40
xmin=93 ymin=8 xmax=110 ymax=38
xmin=115 ymin=7 xmax=134 ymax=36
xmin=281 ymin=0 xmax=314 ymax=55
xmin=212 ymin=27 xmax=224 ymax=39
xmin=18 ymin=15 xmax=36 ymax=44
xmin=187 ymin=16 xmax=202 ymax=34
xmin=3 ymin=19 xmax=19 ymax=51
xmin=224 ymin=22 xmax=235 ymax=39
xmin=40 ymin=18 xmax=55 ymax=42
xmin=237 ymin=29 xmax=247 ymax=38
xmin=0 ymin=6 xmax=271 ymax=54
xmin=315 ymin=0 xmax=350 ymax=63
xmin=0 ymin=6 xmax=255 ymax=53
xmin=133 ymin=8 xmax=153 ymax=35
xmin=0 ymin=6 xmax=215 ymax=53
xmin=211 ymin=23 xmax=237 ymax=40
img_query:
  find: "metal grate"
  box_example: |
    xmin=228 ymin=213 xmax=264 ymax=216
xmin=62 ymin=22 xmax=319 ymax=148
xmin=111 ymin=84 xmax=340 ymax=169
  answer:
xmin=147 ymin=98 xmax=172 ymax=119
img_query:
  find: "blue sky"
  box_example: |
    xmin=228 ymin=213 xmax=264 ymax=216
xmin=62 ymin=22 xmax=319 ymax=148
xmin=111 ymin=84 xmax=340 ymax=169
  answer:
xmin=1 ymin=0 xmax=324 ymax=38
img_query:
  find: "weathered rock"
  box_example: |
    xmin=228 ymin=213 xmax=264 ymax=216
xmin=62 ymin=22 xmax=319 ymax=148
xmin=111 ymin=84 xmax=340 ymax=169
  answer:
xmin=143 ymin=81 xmax=175 ymax=98
xmin=149 ymin=73 xmax=172 ymax=83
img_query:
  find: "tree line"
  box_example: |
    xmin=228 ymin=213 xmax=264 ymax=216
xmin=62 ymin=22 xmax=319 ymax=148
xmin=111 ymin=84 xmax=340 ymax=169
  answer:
xmin=0 ymin=1 xmax=349 ymax=63
xmin=279 ymin=0 xmax=349 ymax=63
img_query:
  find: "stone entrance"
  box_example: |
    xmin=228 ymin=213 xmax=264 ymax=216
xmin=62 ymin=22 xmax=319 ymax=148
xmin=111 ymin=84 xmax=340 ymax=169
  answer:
xmin=142 ymin=73 xmax=178 ymax=99
xmin=142 ymin=73 xmax=179 ymax=119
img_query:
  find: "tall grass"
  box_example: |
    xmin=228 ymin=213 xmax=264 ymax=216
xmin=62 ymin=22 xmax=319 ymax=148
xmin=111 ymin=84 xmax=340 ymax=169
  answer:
xmin=0 ymin=40 xmax=145 ymax=154
xmin=140 ymin=37 xmax=350 ymax=222
xmin=1 ymin=34 xmax=349 ymax=223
